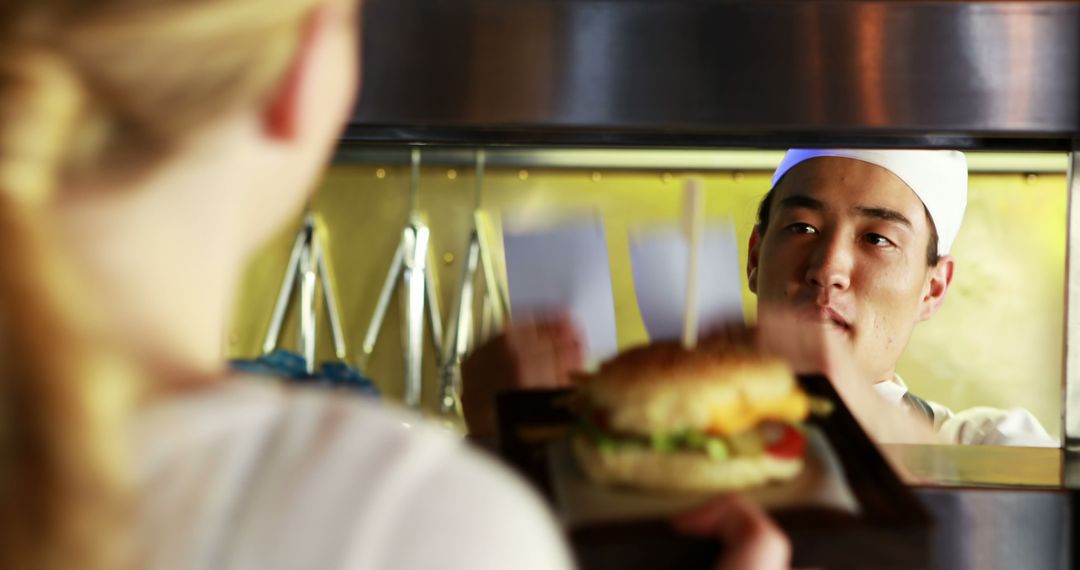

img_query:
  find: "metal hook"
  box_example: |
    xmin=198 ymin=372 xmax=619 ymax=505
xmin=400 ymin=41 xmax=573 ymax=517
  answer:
xmin=262 ymin=213 xmax=348 ymax=374
xmin=359 ymin=146 xmax=444 ymax=408
xmin=437 ymin=149 xmax=488 ymax=415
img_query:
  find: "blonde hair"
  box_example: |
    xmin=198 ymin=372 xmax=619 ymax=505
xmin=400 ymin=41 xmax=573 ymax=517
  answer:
xmin=0 ymin=0 xmax=326 ymax=567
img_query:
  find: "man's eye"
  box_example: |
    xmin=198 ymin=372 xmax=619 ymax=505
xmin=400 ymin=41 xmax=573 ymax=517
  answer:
xmin=864 ymin=233 xmax=894 ymax=247
xmin=786 ymin=223 xmax=817 ymax=235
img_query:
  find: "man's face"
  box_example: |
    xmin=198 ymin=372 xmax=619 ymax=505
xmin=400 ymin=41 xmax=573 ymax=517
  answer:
xmin=748 ymin=157 xmax=953 ymax=383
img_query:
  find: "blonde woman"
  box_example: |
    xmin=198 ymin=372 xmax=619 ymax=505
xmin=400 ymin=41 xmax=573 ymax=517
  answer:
xmin=0 ymin=0 xmax=787 ymax=569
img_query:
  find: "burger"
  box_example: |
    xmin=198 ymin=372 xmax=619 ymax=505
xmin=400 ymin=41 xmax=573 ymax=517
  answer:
xmin=570 ymin=336 xmax=811 ymax=493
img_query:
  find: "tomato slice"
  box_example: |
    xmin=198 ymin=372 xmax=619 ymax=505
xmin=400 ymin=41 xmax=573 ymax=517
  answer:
xmin=765 ymin=424 xmax=806 ymax=459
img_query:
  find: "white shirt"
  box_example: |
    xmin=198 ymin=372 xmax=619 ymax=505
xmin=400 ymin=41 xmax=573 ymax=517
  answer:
xmin=873 ymin=376 xmax=1057 ymax=447
xmin=132 ymin=378 xmax=574 ymax=570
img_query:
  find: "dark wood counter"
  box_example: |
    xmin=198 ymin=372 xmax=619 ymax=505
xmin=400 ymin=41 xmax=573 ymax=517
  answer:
xmin=494 ymin=384 xmax=1075 ymax=568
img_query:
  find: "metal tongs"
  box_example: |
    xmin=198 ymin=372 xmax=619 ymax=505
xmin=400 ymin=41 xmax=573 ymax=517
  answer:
xmin=359 ymin=147 xmax=444 ymax=408
xmin=436 ymin=149 xmax=510 ymax=416
xmin=262 ymin=212 xmax=347 ymax=374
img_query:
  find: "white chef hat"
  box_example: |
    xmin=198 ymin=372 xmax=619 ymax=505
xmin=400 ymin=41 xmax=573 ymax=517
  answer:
xmin=770 ymin=149 xmax=968 ymax=256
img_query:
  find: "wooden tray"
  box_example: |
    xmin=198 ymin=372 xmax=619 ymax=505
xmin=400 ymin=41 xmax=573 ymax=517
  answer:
xmin=496 ymin=375 xmax=933 ymax=569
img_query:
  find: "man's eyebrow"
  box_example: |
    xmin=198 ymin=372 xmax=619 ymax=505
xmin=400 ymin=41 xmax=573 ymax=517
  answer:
xmin=777 ymin=195 xmax=825 ymax=211
xmin=855 ymin=206 xmax=912 ymax=228
xmin=777 ymin=195 xmax=913 ymax=229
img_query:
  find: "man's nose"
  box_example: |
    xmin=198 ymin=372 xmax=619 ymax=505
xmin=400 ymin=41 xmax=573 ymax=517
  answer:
xmin=805 ymin=235 xmax=852 ymax=291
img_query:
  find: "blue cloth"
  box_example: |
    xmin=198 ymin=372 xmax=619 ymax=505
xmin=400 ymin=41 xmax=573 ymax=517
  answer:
xmin=230 ymin=349 xmax=379 ymax=397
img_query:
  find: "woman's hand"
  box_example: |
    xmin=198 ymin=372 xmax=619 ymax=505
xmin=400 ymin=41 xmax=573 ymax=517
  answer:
xmin=672 ymin=495 xmax=791 ymax=570
xmin=461 ymin=313 xmax=584 ymax=440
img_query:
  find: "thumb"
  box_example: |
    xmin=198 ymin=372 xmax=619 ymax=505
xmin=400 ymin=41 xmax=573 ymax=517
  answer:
xmin=672 ymin=495 xmax=790 ymax=570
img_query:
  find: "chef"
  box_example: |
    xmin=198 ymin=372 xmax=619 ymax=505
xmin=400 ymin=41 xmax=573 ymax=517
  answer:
xmin=748 ymin=148 xmax=1053 ymax=446
xmin=463 ymin=149 xmax=1055 ymax=447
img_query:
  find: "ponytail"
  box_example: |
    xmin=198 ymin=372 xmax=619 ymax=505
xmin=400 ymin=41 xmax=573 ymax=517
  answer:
xmin=0 ymin=0 xmax=329 ymax=565
xmin=0 ymin=49 xmax=133 ymax=570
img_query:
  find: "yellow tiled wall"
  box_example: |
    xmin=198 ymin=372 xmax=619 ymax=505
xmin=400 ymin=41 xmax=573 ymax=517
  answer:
xmin=228 ymin=153 xmax=1065 ymax=440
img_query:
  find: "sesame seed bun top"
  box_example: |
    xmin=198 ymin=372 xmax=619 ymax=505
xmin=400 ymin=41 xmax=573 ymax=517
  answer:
xmin=576 ymin=331 xmax=808 ymax=435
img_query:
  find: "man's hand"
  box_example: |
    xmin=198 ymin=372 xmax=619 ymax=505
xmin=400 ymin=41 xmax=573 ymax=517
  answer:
xmin=672 ymin=495 xmax=791 ymax=570
xmin=755 ymin=306 xmax=940 ymax=472
xmin=461 ymin=313 xmax=584 ymax=440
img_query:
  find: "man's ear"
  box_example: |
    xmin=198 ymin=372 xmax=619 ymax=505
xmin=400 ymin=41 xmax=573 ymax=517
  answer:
xmin=918 ymin=255 xmax=955 ymax=321
xmin=747 ymin=226 xmax=762 ymax=294
xmin=263 ymin=7 xmax=330 ymax=141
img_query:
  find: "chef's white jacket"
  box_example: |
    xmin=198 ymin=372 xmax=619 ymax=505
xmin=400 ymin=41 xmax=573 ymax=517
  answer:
xmin=874 ymin=376 xmax=1057 ymax=447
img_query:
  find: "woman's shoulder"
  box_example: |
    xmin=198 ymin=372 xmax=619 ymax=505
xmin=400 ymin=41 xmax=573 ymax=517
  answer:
xmin=135 ymin=376 xmax=440 ymax=473
xmin=132 ymin=375 xmax=464 ymax=518
xmin=133 ymin=377 xmax=572 ymax=570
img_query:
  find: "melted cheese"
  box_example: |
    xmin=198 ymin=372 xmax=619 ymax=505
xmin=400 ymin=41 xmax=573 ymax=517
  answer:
xmin=708 ymin=391 xmax=809 ymax=436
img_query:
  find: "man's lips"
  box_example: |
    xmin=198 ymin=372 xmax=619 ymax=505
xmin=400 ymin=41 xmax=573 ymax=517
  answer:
xmin=820 ymin=306 xmax=852 ymax=332
xmin=797 ymin=304 xmax=853 ymax=333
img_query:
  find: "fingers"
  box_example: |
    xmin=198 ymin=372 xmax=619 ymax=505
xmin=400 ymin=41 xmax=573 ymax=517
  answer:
xmin=672 ymin=495 xmax=791 ymax=570
xmin=505 ymin=312 xmax=584 ymax=389
xmin=543 ymin=315 xmax=584 ymax=381
xmin=700 ymin=321 xmax=756 ymax=348
xmin=755 ymin=304 xmax=829 ymax=375
xmin=461 ymin=311 xmax=584 ymax=440
xmin=672 ymin=494 xmax=762 ymax=537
